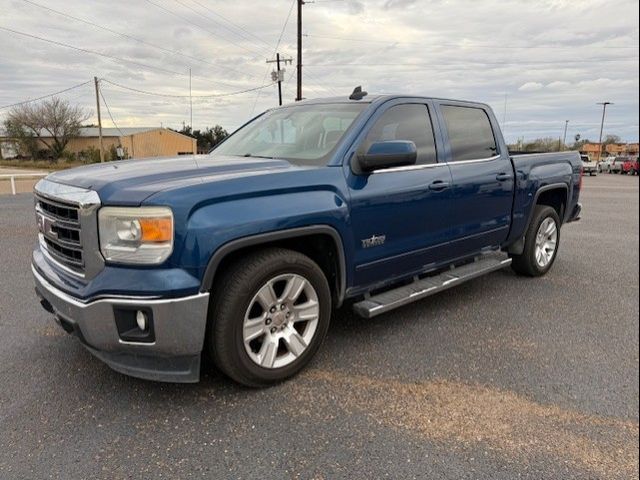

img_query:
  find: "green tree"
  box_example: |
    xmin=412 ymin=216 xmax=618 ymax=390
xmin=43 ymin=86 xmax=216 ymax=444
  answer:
xmin=178 ymin=125 xmax=229 ymax=152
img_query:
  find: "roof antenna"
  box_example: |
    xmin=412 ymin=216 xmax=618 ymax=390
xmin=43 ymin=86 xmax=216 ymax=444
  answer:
xmin=349 ymin=86 xmax=368 ymax=100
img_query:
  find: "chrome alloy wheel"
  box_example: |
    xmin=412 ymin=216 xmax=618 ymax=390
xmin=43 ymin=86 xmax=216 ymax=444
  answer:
xmin=534 ymin=217 xmax=558 ymax=268
xmin=242 ymin=273 xmax=320 ymax=369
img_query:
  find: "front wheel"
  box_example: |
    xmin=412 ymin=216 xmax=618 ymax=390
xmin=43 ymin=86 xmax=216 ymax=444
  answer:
xmin=208 ymin=248 xmax=331 ymax=387
xmin=510 ymin=205 xmax=561 ymax=277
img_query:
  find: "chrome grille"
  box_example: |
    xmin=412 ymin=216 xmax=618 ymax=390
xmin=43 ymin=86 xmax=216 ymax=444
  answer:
xmin=35 ymin=194 xmax=84 ymax=274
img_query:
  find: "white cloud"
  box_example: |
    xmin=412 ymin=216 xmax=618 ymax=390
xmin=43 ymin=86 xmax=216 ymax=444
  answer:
xmin=0 ymin=0 xmax=638 ymax=142
xmin=519 ymin=82 xmax=545 ymax=92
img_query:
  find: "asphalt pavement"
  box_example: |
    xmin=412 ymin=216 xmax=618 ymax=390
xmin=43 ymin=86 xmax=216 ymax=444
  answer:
xmin=0 ymin=173 xmax=638 ymax=479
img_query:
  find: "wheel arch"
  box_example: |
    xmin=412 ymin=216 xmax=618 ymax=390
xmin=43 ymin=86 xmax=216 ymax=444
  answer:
xmin=534 ymin=183 xmax=569 ymax=223
xmin=507 ymin=183 xmax=568 ymax=255
xmin=200 ymin=225 xmax=347 ymax=307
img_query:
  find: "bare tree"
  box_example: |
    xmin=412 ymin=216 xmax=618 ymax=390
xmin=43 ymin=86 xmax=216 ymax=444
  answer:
xmin=4 ymin=97 xmax=89 ymax=161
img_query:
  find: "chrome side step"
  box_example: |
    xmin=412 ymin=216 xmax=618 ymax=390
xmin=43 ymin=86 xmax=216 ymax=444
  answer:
xmin=352 ymin=254 xmax=512 ymax=318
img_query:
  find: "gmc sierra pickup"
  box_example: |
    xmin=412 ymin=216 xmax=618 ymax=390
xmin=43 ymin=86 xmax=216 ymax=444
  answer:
xmin=32 ymin=91 xmax=582 ymax=386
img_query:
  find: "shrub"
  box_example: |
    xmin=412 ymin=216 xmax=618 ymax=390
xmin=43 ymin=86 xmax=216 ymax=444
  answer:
xmin=78 ymin=146 xmax=101 ymax=163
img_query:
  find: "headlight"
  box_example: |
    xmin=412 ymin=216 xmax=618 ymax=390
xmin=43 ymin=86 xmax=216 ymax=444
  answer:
xmin=98 ymin=206 xmax=173 ymax=265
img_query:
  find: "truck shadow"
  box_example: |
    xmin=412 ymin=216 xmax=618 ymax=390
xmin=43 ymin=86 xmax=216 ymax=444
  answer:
xmin=59 ymin=268 xmax=522 ymax=399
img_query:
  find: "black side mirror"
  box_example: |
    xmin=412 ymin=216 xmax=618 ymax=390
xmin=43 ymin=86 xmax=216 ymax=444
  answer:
xmin=355 ymin=140 xmax=417 ymax=173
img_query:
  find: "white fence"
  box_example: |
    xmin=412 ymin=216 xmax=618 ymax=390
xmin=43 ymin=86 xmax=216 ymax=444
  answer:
xmin=0 ymin=173 xmax=48 ymax=195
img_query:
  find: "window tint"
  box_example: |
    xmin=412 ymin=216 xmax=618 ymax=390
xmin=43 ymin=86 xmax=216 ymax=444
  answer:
xmin=363 ymin=104 xmax=437 ymax=164
xmin=441 ymin=105 xmax=497 ymax=161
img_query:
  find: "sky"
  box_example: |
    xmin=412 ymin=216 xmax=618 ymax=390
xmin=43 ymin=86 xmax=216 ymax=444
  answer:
xmin=0 ymin=0 xmax=638 ymax=144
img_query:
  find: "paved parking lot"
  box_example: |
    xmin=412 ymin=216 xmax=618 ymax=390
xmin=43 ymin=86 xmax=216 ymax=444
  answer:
xmin=0 ymin=174 xmax=637 ymax=479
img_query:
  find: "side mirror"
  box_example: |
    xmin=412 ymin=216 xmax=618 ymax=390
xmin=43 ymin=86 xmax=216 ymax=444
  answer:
xmin=355 ymin=140 xmax=417 ymax=173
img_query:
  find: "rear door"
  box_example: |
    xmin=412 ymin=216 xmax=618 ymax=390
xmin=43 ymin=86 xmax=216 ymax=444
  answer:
xmin=345 ymin=99 xmax=454 ymax=288
xmin=434 ymin=101 xmax=514 ymax=256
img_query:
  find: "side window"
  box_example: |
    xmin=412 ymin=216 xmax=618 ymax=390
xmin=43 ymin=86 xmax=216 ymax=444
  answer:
xmin=362 ymin=104 xmax=437 ymax=165
xmin=441 ymin=105 xmax=497 ymax=162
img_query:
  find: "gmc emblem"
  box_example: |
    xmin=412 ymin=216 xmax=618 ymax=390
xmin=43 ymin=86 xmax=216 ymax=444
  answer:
xmin=36 ymin=211 xmax=57 ymax=239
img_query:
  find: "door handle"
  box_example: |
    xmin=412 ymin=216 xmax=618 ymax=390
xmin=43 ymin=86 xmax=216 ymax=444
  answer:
xmin=496 ymin=173 xmax=512 ymax=181
xmin=428 ymin=180 xmax=450 ymax=191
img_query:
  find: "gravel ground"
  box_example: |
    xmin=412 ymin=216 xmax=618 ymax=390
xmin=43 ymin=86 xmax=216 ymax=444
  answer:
xmin=0 ymin=174 xmax=637 ymax=479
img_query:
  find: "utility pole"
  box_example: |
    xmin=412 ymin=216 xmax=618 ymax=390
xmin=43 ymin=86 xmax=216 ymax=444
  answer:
xmin=560 ymin=120 xmax=569 ymax=151
xmin=94 ymin=76 xmax=104 ymax=163
xmin=296 ymin=0 xmax=304 ymax=101
xmin=596 ymin=102 xmax=612 ymax=163
xmin=189 ymin=68 xmax=195 ymax=154
xmin=267 ymin=53 xmax=293 ymax=106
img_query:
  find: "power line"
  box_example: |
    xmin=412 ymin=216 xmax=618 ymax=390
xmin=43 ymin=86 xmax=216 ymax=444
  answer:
xmin=251 ymin=0 xmax=297 ymax=114
xmin=188 ymin=0 xmax=276 ymax=50
xmin=0 ymin=26 xmax=191 ymax=77
xmin=0 ymin=80 xmax=92 ymax=110
xmin=101 ymin=78 xmax=277 ymax=98
xmin=0 ymin=25 xmax=255 ymax=91
xmin=177 ymin=0 xmax=339 ymax=99
xmin=98 ymin=88 xmax=125 ymax=136
xmin=143 ymin=0 xmax=266 ymax=58
xmin=18 ymin=0 xmax=251 ymax=78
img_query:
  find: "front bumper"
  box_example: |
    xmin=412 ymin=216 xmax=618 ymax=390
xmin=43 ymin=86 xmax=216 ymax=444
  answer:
xmin=33 ymin=264 xmax=210 ymax=383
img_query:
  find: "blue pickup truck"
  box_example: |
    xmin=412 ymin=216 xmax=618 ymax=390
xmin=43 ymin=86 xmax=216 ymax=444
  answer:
xmin=32 ymin=91 xmax=582 ymax=386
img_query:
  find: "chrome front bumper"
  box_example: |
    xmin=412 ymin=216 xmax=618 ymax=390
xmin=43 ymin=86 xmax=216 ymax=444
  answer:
xmin=33 ymin=265 xmax=210 ymax=383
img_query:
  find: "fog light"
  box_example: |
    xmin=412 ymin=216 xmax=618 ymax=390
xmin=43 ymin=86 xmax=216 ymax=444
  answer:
xmin=136 ymin=310 xmax=148 ymax=331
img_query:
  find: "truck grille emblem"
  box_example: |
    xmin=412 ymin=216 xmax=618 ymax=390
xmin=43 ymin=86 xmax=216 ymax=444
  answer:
xmin=361 ymin=234 xmax=386 ymax=248
xmin=36 ymin=212 xmax=58 ymax=239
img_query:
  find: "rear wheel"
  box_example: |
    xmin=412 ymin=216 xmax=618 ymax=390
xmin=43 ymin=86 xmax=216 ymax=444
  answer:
xmin=207 ymin=248 xmax=331 ymax=387
xmin=510 ymin=205 xmax=561 ymax=277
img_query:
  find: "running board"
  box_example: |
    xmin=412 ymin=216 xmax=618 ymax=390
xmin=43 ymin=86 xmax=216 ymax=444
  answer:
xmin=352 ymin=254 xmax=512 ymax=318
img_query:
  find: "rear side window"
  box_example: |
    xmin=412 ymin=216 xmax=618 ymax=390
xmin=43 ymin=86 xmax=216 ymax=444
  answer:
xmin=362 ymin=104 xmax=437 ymax=165
xmin=441 ymin=105 xmax=497 ymax=162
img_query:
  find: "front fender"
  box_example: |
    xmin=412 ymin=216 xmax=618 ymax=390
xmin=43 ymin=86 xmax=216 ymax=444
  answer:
xmin=177 ymin=189 xmax=351 ymax=289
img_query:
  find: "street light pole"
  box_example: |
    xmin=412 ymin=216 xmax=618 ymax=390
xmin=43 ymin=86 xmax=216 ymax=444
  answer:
xmin=596 ymin=102 xmax=613 ymax=163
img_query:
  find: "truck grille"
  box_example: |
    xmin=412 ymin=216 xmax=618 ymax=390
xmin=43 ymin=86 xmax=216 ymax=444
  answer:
xmin=35 ymin=195 xmax=84 ymax=274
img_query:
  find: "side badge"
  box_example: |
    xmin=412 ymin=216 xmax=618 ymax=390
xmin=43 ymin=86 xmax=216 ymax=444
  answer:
xmin=361 ymin=234 xmax=386 ymax=248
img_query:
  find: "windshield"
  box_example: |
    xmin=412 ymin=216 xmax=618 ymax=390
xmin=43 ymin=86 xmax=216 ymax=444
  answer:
xmin=211 ymin=103 xmax=367 ymax=166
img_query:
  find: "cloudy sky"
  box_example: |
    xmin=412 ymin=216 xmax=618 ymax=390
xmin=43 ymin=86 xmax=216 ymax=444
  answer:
xmin=1 ymin=0 xmax=638 ymax=143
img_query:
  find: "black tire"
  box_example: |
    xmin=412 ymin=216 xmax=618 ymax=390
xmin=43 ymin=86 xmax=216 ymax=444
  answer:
xmin=510 ymin=205 xmax=561 ymax=277
xmin=207 ymin=248 xmax=331 ymax=387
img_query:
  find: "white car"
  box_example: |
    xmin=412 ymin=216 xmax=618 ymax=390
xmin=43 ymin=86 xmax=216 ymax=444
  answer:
xmin=581 ymin=154 xmax=598 ymax=176
xmin=599 ymin=156 xmax=617 ymax=173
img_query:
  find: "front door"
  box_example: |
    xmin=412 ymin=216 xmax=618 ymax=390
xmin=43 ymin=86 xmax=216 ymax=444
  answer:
xmin=345 ymin=101 xmax=454 ymax=289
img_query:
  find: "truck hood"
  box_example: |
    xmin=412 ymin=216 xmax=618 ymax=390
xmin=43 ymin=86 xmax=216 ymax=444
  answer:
xmin=47 ymin=155 xmax=297 ymax=205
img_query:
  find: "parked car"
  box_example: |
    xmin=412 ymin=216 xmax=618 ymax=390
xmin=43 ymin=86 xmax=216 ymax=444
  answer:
xmin=32 ymin=91 xmax=583 ymax=386
xmin=581 ymin=154 xmax=598 ymax=175
xmin=599 ymin=156 xmax=617 ymax=173
xmin=623 ymin=157 xmax=639 ymax=175
xmin=608 ymin=156 xmax=629 ymax=174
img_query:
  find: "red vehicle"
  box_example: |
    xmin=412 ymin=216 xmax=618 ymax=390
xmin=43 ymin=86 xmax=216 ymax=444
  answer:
xmin=622 ymin=157 xmax=639 ymax=175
